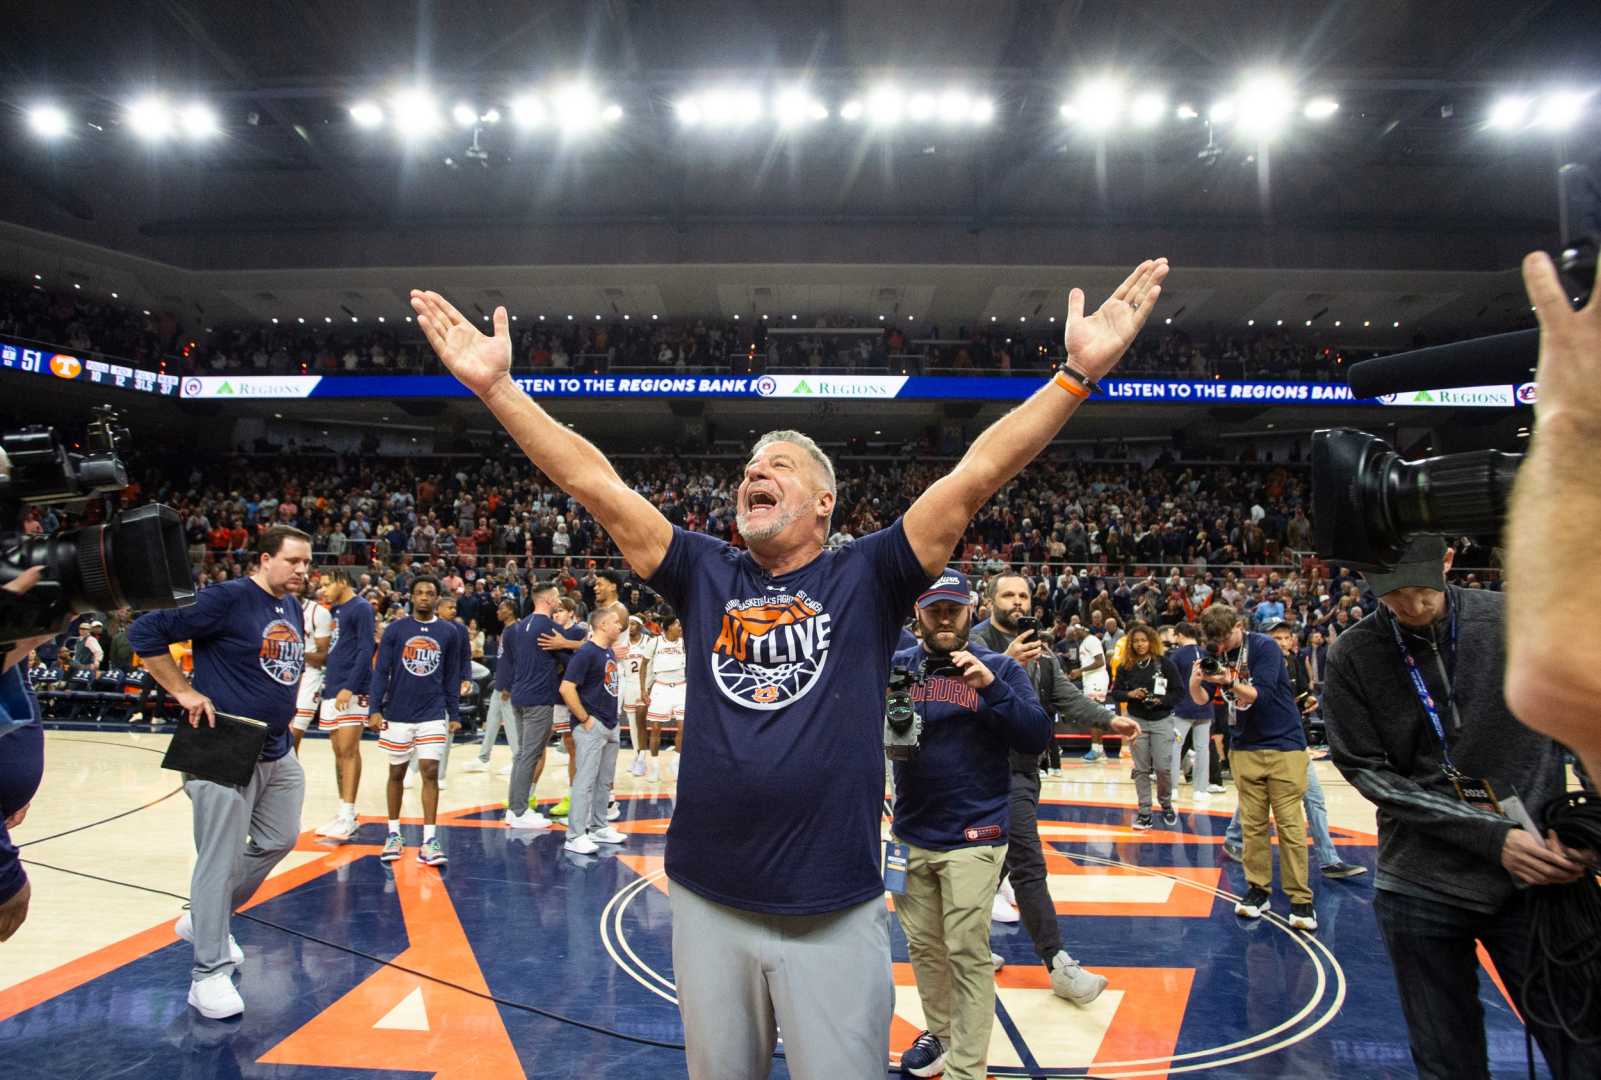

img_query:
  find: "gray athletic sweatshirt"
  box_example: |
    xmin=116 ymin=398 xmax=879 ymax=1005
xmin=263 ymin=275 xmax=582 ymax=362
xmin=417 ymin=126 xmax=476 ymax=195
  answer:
xmin=1323 ymin=586 xmax=1571 ymax=914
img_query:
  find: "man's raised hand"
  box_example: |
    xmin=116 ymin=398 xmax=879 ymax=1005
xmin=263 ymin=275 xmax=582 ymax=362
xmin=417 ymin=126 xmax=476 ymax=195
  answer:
xmin=409 ymin=291 xmax=513 ymax=396
xmin=1063 ymin=258 xmax=1170 ymax=381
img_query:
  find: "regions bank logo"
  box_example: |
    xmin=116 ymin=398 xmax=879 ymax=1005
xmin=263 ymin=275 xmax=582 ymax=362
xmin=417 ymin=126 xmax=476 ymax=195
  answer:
xmin=711 ymin=592 xmax=832 ymax=710
xmin=401 ymin=635 xmax=442 ymax=677
xmin=259 ymin=618 xmax=306 ymax=685
xmin=49 ymin=353 xmax=82 ymax=379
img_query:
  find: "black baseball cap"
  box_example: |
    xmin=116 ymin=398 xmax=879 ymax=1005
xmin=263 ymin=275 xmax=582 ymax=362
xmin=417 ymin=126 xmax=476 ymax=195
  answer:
xmin=1361 ymin=536 xmax=1448 ymax=596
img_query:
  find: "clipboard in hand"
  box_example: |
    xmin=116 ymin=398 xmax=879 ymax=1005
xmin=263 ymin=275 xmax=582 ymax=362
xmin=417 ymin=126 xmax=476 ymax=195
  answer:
xmin=161 ymin=711 xmax=269 ymax=787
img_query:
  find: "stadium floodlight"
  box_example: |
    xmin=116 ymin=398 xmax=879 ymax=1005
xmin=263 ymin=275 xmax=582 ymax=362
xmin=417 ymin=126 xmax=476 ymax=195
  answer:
xmin=1208 ymin=99 xmax=1235 ymax=124
xmin=1175 ymin=103 xmax=1199 ymax=120
xmin=1488 ymin=95 xmax=1532 ymax=130
xmin=511 ymin=94 xmax=547 ymax=128
xmin=452 ymin=102 xmax=478 ymax=128
xmin=350 ymin=101 xmax=384 ymax=129
xmin=554 ymin=85 xmax=605 ymax=130
xmin=1235 ymin=73 xmax=1294 ymax=137
xmin=1131 ymin=92 xmax=1166 ymax=127
xmin=27 ymin=103 xmax=70 ymax=139
xmin=865 ymin=86 xmax=904 ymax=125
xmin=774 ymin=89 xmax=824 ymax=127
xmin=602 ymin=104 xmax=623 ymax=123
xmin=840 ymin=99 xmax=864 ymax=121
xmin=697 ymin=89 xmax=762 ymax=128
xmin=390 ymin=89 xmax=442 ymax=138
xmin=481 ymin=108 xmax=501 ymax=124
xmin=1534 ymin=90 xmax=1589 ymax=131
xmin=907 ymin=93 xmax=936 ymax=121
xmin=937 ymin=90 xmax=970 ymax=123
xmin=971 ymin=97 xmax=994 ymax=124
xmin=675 ymin=98 xmax=703 ymax=125
xmin=1303 ymin=97 xmax=1339 ymax=120
xmin=178 ymin=102 xmax=220 ymax=139
xmin=1068 ymin=77 xmax=1125 ymax=132
xmin=126 ymin=96 xmax=175 ymax=140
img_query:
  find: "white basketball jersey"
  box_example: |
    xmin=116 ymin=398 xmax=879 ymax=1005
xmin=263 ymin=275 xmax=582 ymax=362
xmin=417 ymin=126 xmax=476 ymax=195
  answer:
xmin=651 ymin=635 xmax=687 ymax=683
xmin=304 ymin=599 xmax=333 ymax=640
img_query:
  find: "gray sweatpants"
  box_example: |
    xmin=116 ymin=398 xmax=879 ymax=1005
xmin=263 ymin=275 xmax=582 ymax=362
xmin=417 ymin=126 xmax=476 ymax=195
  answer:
xmin=1130 ymin=715 xmax=1175 ymax=812
xmin=569 ymin=719 xmax=619 ymax=837
xmin=670 ymin=883 xmax=893 ymax=1080
xmin=477 ymin=691 xmax=519 ymax=762
xmin=507 ymin=705 xmax=554 ymax=811
xmin=184 ymin=753 xmax=305 ymax=980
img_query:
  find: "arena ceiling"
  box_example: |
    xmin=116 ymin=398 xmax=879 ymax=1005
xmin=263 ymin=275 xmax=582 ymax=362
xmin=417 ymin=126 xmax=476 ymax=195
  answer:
xmin=1 ymin=1 xmax=1597 ymax=329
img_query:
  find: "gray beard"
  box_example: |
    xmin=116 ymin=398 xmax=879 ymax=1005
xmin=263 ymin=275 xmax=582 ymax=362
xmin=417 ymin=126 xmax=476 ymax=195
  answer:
xmin=737 ymin=503 xmax=802 ymax=543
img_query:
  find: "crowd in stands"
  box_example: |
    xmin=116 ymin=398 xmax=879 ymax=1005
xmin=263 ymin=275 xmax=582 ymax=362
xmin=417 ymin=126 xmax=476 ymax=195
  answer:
xmin=4 ymin=278 xmax=1397 ymax=382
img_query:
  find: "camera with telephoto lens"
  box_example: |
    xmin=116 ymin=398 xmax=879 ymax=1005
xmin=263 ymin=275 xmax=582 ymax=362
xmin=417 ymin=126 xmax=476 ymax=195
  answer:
xmin=0 ymin=407 xmax=194 ymax=645
xmin=884 ymin=664 xmax=923 ymax=761
xmin=1198 ymin=656 xmax=1224 ymax=676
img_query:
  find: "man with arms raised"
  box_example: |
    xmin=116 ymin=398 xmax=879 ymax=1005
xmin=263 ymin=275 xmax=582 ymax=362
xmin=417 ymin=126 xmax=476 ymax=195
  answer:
xmin=410 ymin=256 xmax=1167 ymax=1079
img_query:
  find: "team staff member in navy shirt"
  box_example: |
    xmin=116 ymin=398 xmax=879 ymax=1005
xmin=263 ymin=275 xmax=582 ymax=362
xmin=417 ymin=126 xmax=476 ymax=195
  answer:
xmin=559 ymin=602 xmax=630 ymax=855
xmin=1192 ymin=604 xmax=1317 ymax=931
xmin=312 ymin=569 xmax=375 ymax=841
xmin=368 ymin=576 xmax=463 ymax=867
xmin=129 ymin=525 xmax=311 ymax=1019
xmin=889 ymin=571 xmax=1050 ymax=1080
xmin=411 ymin=254 xmax=1167 ymax=1078
xmin=0 ymin=566 xmax=54 ymax=945
xmin=498 ymin=581 xmax=565 ymax=829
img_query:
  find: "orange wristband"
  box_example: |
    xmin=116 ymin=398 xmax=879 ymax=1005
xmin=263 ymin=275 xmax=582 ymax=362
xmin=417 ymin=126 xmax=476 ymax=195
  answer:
xmin=1053 ymin=369 xmax=1091 ymax=399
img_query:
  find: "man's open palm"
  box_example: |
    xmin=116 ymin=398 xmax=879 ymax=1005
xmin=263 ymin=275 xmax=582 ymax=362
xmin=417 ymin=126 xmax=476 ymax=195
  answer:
xmin=409 ymin=290 xmax=513 ymax=396
xmin=1064 ymin=258 xmax=1169 ymax=380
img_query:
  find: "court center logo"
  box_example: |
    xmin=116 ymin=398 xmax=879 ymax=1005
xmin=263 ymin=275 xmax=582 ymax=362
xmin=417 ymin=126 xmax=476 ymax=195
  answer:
xmin=402 ymin=635 xmax=442 ymax=677
xmin=711 ymin=591 xmax=833 ymax=710
xmin=259 ymin=618 xmax=306 ymax=685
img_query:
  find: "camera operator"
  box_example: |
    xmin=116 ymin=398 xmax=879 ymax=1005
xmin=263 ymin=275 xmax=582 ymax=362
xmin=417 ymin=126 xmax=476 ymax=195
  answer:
xmin=972 ymin=572 xmax=1137 ymax=1007
xmin=127 ymin=525 xmax=312 ymax=1019
xmin=1166 ymin=623 xmax=1221 ymax=798
xmin=0 ymin=567 xmax=52 ymax=943
xmin=1322 ymin=536 xmax=1599 ymax=1079
xmin=1191 ymin=605 xmax=1318 ymax=931
xmin=889 ymin=570 xmax=1051 ymax=1080
xmin=1506 ymin=252 xmax=1601 ymax=782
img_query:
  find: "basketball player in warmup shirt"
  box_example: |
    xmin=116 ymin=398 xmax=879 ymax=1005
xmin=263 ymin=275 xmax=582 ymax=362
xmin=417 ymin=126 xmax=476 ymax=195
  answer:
xmin=128 ymin=525 xmax=312 ymax=1020
xmin=313 ymin=569 xmax=375 ymax=840
xmin=289 ymin=575 xmax=333 ymax=754
xmin=622 ymin=616 xmax=655 ymax=776
xmin=411 ymin=255 xmax=1167 ymax=1079
xmin=541 ymin=598 xmax=589 ymax=819
xmin=642 ymin=611 xmax=687 ymax=782
xmin=368 ymin=576 xmax=464 ymax=867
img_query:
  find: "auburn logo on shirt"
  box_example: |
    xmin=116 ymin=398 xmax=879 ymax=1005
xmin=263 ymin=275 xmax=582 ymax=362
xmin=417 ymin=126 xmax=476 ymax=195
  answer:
xmin=401 ymin=635 xmax=442 ymax=677
xmin=603 ymin=658 xmax=620 ymax=699
xmin=711 ymin=591 xmax=833 ymax=711
xmin=259 ymin=619 xmax=306 ymax=686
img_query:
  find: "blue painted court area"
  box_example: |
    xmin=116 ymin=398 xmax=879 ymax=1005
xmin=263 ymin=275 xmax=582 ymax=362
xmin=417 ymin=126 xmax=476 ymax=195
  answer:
xmin=0 ymin=796 xmax=1546 ymax=1079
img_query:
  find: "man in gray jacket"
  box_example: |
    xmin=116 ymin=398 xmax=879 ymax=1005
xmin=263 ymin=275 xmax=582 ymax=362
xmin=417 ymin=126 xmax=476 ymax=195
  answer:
xmin=974 ymin=573 xmax=1138 ymax=1006
xmin=1323 ymin=536 xmax=1597 ymax=1080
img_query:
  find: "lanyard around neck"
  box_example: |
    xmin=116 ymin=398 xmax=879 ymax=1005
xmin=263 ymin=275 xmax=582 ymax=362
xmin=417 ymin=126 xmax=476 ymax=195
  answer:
xmin=1385 ymin=598 xmax=1461 ymax=775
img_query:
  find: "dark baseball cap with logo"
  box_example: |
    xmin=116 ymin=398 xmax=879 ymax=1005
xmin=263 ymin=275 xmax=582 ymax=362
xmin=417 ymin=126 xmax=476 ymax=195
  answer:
xmin=1360 ymin=535 xmax=1449 ymax=596
xmin=917 ymin=569 xmax=973 ymax=608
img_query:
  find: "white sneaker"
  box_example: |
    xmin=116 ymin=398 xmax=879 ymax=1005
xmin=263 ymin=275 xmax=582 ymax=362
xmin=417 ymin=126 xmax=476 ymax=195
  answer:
xmin=174 ymin=911 xmax=243 ymax=966
xmin=505 ymin=809 xmax=550 ymax=830
xmin=314 ymin=816 xmax=351 ymax=838
xmin=565 ymin=833 xmax=600 ymax=854
xmin=1207 ymin=783 xmax=1226 ymax=794
xmin=990 ymin=892 xmax=1020 ymax=924
xmin=403 ymin=772 xmax=418 ymax=789
xmin=1049 ymin=951 xmax=1109 ymax=1006
xmin=496 ymin=765 xmax=512 ymax=777
xmin=188 ymin=971 xmax=245 ymax=1019
xmin=999 ymin=874 xmax=1017 ymax=907
xmin=436 ymin=779 xmax=447 ymax=790
xmin=646 ymin=760 xmax=660 ymax=781
xmin=629 ymin=755 xmax=647 ymax=777
xmin=606 ymin=801 xmax=622 ymax=821
xmin=462 ymin=759 xmax=487 ymax=773
xmin=591 ymin=827 xmax=627 ymax=845
xmin=667 ymin=753 xmax=680 ymax=779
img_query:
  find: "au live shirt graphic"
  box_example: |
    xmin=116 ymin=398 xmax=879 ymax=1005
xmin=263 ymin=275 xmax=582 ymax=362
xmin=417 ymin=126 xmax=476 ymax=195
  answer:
xmin=259 ymin=618 xmax=306 ymax=685
xmin=711 ymin=591 xmax=833 ymax=710
xmin=604 ymin=659 xmax=621 ymax=697
xmin=402 ymin=635 xmax=443 ymax=677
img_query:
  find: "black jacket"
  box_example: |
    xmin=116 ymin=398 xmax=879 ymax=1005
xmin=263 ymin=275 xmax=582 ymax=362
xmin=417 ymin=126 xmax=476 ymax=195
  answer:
xmin=972 ymin=618 xmax=1113 ymax=773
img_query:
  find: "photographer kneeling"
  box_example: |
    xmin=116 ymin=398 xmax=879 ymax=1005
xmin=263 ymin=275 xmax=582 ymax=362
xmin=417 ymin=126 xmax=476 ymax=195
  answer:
xmin=1323 ymin=537 xmax=1599 ymax=1080
xmin=890 ymin=570 xmax=1052 ymax=1080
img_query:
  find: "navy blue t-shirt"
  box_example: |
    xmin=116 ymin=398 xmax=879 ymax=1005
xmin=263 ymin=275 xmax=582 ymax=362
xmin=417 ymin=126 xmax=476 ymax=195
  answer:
xmin=501 ymin=612 xmax=580 ymax=707
xmin=648 ymin=519 xmax=934 ymax=915
xmin=369 ymin=616 xmax=463 ymax=724
xmin=563 ymin=640 xmax=620 ymax=729
xmin=1168 ymin=643 xmax=1215 ymax=720
xmin=322 ymin=597 xmax=375 ymax=698
xmin=890 ymin=641 xmax=1051 ymax=851
xmin=1224 ymin=632 xmax=1308 ymax=751
xmin=0 ymin=668 xmax=43 ymax=905
xmin=128 ymin=576 xmax=305 ymax=761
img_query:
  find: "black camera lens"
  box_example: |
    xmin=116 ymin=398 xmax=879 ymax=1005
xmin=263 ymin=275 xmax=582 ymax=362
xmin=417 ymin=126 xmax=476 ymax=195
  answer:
xmin=1199 ymin=656 xmax=1222 ymax=675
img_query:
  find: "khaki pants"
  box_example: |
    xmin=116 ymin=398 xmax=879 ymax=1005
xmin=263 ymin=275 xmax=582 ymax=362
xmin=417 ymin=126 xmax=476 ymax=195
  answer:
xmin=1230 ymin=748 xmax=1312 ymax=904
xmin=894 ymin=842 xmax=1007 ymax=1080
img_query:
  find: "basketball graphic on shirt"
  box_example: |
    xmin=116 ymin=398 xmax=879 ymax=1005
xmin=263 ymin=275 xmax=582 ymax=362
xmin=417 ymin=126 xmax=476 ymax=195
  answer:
xmin=402 ymin=635 xmax=442 ymax=677
xmin=603 ymin=658 xmax=620 ymax=699
xmin=258 ymin=619 xmax=306 ymax=685
xmin=711 ymin=591 xmax=832 ymax=711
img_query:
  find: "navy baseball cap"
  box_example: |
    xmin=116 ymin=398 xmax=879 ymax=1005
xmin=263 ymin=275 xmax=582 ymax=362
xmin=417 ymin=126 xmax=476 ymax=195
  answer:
xmin=918 ymin=569 xmax=974 ymax=608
